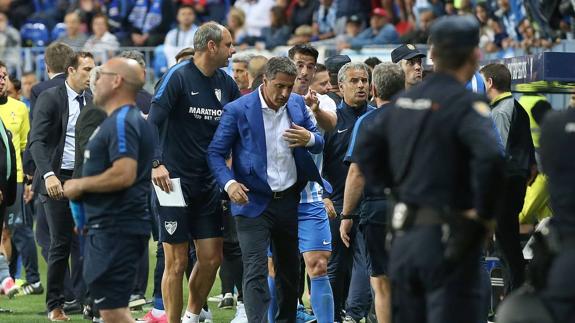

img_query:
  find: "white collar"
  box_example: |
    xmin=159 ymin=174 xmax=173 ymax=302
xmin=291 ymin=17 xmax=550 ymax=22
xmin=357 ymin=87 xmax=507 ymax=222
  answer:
xmin=258 ymin=85 xmax=287 ymax=112
xmin=65 ymin=81 xmax=83 ymax=100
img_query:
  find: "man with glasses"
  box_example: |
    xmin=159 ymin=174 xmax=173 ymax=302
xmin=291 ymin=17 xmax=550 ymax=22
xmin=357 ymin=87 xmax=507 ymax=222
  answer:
xmin=391 ymin=44 xmax=426 ymax=89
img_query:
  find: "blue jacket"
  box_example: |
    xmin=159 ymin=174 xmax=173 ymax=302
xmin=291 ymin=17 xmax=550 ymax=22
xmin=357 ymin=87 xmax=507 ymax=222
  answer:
xmin=208 ymin=90 xmax=331 ymax=217
xmin=350 ymin=23 xmax=399 ymax=47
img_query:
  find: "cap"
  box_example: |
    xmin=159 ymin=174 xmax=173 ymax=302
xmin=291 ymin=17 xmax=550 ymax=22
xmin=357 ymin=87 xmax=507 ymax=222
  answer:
xmin=391 ymin=44 xmax=426 ymax=63
xmin=325 ymin=55 xmax=351 ymax=75
xmin=347 ymin=14 xmax=361 ymax=24
xmin=372 ymin=8 xmax=388 ymax=18
xmin=429 ymin=15 xmax=480 ymax=49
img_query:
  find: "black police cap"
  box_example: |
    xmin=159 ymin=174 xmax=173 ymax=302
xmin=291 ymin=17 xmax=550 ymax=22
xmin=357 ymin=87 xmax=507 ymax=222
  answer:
xmin=325 ymin=55 xmax=351 ymax=75
xmin=391 ymin=44 xmax=426 ymax=63
xmin=429 ymin=15 xmax=480 ymax=49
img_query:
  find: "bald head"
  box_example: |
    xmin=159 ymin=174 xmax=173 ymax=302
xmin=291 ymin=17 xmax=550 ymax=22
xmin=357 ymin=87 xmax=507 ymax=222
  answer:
xmin=106 ymin=57 xmax=145 ymax=94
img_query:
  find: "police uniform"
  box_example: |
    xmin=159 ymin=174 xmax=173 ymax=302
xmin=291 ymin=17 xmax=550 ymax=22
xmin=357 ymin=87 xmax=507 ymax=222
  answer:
xmin=324 ymin=55 xmax=351 ymax=106
xmin=356 ymin=16 xmax=504 ymax=323
xmin=539 ymin=109 xmax=575 ymax=321
xmin=391 ymin=43 xmax=426 ymax=64
xmin=148 ymin=60 xmax=241 ymax=243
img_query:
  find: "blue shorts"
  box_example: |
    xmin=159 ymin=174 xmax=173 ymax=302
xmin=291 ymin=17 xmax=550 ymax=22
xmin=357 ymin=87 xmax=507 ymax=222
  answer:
xmin=298 ymin=201 xmax=331 ymax=253
xmin=158 ymin=184 xmax=223 ymax=244
xmin=83 ymin=232 xmax=148 ymax=310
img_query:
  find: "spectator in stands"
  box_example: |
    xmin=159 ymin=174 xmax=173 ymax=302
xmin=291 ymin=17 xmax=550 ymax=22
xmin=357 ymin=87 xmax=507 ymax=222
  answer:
xmin=20 ymin=72 xmax=37 ymax=109
xmin=164 ymin=5 xmax=199 ymax=67
xmin=247 ymin=55 xmax=267 ymax=90
xmin=58 ymin=11 xmax=89 ymax=48
xmin=234 ymin=0 xmax=275 ymax=42
xmin=444 ymin=0 xmax=457 ymax=15
xmin=570 ymin=94 xmax=575 ymax=109
xmin=400 ymin=8 xmax=434 ymax=44
xmin=289 ymin=0 xmax=319 ymax=33
xmin=83 ymin=13 xmax=120 ymax=64
xmin=310 ymin=63 xmax=330 ymax=95
xmin=476 ymin=3 xmax=498 ymax=52
xmin=127 ymin=0 xmax=175 ymax=46
xmin=226 ymin=7 xmax=247 ymax=44
xmin=335 ymin=14 xmax=362 ymax=44
xmin=260 ymin=6 xmax=291 ymax=50
xmin=288 ymin=25 xmax=314 ymax=46
xmin=0 ymin=12 xmax=21 ymax=71
xmin=495 ymin=0 xmax=523 ymax=41
xmin=333 ymin=0 xmax=371 ymax=35
xmin=232 ymin=54 xmax=252 ymax=95
xmin=75 ymin=0 xmax=99 ymax=34
xmin=0 ymin=0 xmax=34 ymax=29
xmin=98 ymin=0 xmax=132 ymax=40
xmin=339 ymin=8 xmax=399 ymax=50
xmin=5 ymin=77 xmax=19 ymax=99
xmin=312 ymin=0 xmax=337 ymax=41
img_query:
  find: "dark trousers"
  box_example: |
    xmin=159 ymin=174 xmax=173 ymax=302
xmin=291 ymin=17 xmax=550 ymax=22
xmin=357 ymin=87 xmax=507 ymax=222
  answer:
xmin=495 ymin=175 xmax=527 ymax=293
xmin=345 ymin=227 xmax=372 ymax=320
xmin=327 ymin=205 xmax=353 ymax=319
xmin=221 ymin=204 xmax=243 ymax=300
xmin=6 ymin=184 xmax=40 ymax=283
xmin=389 ymin=225 xmax=485 ymax=323
xmin=541 ymin=247 xmax=575 ymax=322
xmin=236 ymin=190 xmax=300 ymax=323
xmin=42 ymin=172 xmax=85 ymax=311
xmin=132 ymin=243 xmax=149 ymax=296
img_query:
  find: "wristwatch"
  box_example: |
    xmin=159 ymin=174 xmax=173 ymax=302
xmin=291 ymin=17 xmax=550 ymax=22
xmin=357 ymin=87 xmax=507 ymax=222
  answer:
xmin=152 ymin=159 xmax=161 ymax=169
xmin=339 ymin=212 xmax=355 ymax=220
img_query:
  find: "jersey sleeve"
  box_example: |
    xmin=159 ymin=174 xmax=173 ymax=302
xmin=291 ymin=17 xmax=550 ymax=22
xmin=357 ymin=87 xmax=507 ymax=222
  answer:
xmin=108 ymin=110 xmax=141 ymax=163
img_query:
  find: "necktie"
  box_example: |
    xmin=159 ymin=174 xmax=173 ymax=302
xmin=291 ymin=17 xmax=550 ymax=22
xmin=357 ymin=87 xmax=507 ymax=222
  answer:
xmin=76 ymin=95 xmax=85 ymax=110
xmin=0 ymin=120 xmax=11 ymax=180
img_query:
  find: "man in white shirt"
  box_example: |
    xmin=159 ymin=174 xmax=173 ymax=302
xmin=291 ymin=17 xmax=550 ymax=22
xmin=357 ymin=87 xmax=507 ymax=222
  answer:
xmin=164 ymin=5 xmax=199 ymax=67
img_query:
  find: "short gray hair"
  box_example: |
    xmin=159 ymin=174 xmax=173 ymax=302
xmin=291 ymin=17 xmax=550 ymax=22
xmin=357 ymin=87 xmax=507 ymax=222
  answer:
xmin=372 ymin=63 xmax=404 ymax=100
xmin=232 ymin=54 xmax=254 ymax=66
xmin=119 ymin=50 xmax=146 ymax=68
xmin=337 ymin=62 xmax=370 ymax=84
xmin=194 ymin=22 xmax=225 ymax=52
xmin=264 ymin=57 xmax=297 ymax=80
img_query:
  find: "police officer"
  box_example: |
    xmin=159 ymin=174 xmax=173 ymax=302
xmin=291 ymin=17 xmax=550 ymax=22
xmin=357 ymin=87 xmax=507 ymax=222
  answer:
xmin=391 ymin=44 xmax=425 ymax=90
xmin=356 ymin=16 xmax=504 ymax=323
xmin=537 ymin=108 xmax=575 ymax=321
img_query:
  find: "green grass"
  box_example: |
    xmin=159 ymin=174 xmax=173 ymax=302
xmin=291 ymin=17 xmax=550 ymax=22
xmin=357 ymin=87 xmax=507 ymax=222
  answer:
xmin=0 ymin=239 xmax=236 ymax=322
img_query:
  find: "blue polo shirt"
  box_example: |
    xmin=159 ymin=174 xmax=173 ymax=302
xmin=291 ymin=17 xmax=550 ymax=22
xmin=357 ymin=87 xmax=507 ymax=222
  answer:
xmin=82 ymin=105 xmax=153 ymax=235
xmin=148 ymin=60 xmax=241 ymax=192
xmin=322 ymin=100 xmax=374 ymax=206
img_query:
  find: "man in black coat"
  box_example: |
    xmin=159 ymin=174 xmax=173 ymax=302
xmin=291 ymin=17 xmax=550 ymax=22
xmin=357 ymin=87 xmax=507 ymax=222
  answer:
xmin=29 ymin=51 xmax=95 ymax=321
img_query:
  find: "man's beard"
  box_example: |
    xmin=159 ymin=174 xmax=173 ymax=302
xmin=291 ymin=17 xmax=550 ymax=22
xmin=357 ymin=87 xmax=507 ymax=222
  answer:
xmin=0 ymin=93 xmax=7 ymax=105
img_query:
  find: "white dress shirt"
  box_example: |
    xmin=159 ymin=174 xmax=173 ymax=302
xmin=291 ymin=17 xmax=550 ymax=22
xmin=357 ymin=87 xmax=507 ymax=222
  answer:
xmin=224 ymin=87 xmax=315 ymax=194
xmin=62 ymin=81 xmax=83 ymax=170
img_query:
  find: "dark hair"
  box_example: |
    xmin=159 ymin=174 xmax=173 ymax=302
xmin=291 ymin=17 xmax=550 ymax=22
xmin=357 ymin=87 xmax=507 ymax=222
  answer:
xmin=66 ymin=51 xmax=94 ymax=71
xmin=45 ymin=42 xmax=74 ymax=73
xmin=178 ymin=4 xmax=195 ymax=13
xmin=288 ymin=44 xmax=319 ymax=62
xmin=270 ymin=6 xmax=287 ymax=27
xmin=480 ymin=63 xmax=511 ymax=92
xmin=11 ymin=79 xmax=21 ymax=92
xmin=0 ymin=60 xmax=6 ymax=69
xmin=92 ymin=12 xmax=108 ymax=25
xmin=364 ymin=57 xmax=382 ymax=69
xmin=315 ymin=63 xmax=327 ymax=73
xmin=264 ymin=57 xmax=297 ymax=80
xmin=431 ymin=45 xmax=475 ymax=72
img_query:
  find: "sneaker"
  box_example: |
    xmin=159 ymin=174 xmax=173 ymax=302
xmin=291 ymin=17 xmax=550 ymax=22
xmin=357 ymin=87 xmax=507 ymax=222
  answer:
xmin=137 ymin=309 xmax=168 ymax=323
xmin=1 ymin=277 xmax=19 ymax=299
xmin=199 ymin=308 xmax=212 ymax=323
xmin=342 ymin=315 xmax=357 ymax=323
xmin=19 ymin=282 xmax=44 ymax=295
xmin=207 ymin=294 xmax=224 ymax=302
xmin=63 ymin=299 xmax=82 ymax=314
xmin=218 ymin=293 xmax=235 ymax=309
xmin=129 ymin=294 xmax=147 ymax=310
xmin=296 ymin=304 xmax=316 ymax=323
xmin=230 ymin=302 xmax=248 ymax=323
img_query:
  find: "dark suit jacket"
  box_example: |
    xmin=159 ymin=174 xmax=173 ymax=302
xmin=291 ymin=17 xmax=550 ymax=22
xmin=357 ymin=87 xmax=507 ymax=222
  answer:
xmin=28 ymin=83 xmax=93 ymax=194
xmin=24 ymin=73 xmax=68 ymax=176
xmin=0 ymin=123 xmax=17 ymax=223
xmin=73 ymin=103 xmax=106 ymax=178
xmin=207 ymin=91 xmax=331 ymax=218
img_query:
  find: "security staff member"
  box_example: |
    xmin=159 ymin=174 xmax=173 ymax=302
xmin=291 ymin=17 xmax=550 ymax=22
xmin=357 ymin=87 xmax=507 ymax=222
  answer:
xmin=356 ymin=16 xmax=504 ymax=323
xmin=391 ymin=44 xmax=425 ymax=90
xmin=323 ymin=62 xmax=374 ymax=321
xmin=538 ymin=108 xmax=575 ymax=322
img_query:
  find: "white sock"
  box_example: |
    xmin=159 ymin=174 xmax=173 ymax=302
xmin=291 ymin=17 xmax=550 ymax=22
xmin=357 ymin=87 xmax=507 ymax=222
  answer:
xmin=181 ymin=310 xmax=199 ymax=323
xmin=151 ymin=308 xmax=165 ymax=317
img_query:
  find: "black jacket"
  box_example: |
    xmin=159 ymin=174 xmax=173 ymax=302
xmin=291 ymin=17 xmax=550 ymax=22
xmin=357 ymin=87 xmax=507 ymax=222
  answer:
xmin=0 ymin=122 xmax=17 ymax=220
xmin=28 ymin=83 xmax=93 ymax=194
xmin=73 ymin=103 xmax=106 ymax=178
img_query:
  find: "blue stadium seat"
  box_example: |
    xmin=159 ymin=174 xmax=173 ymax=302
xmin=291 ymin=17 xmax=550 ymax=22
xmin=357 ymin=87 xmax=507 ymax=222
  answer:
xmin=153 ymin=45 xmax=168 ymax=79
xmin=21 ymin=22 xmax=50 ymax=47
xmin=51 ymin=23 xmax=67 ymax=41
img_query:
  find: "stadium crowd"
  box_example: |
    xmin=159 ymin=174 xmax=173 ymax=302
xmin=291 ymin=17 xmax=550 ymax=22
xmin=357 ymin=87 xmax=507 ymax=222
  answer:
xmin=0 ymin=1 xmax=574 ymax=323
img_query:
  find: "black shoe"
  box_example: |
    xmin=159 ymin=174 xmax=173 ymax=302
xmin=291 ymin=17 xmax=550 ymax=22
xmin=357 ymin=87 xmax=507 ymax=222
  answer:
xmin=63 ymin=299 xmax=83 ymax=314
xmin=19 ymin=282 xmax=44 ymax=295
xmin=218 ymin=293 xmax=235 ymax=309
